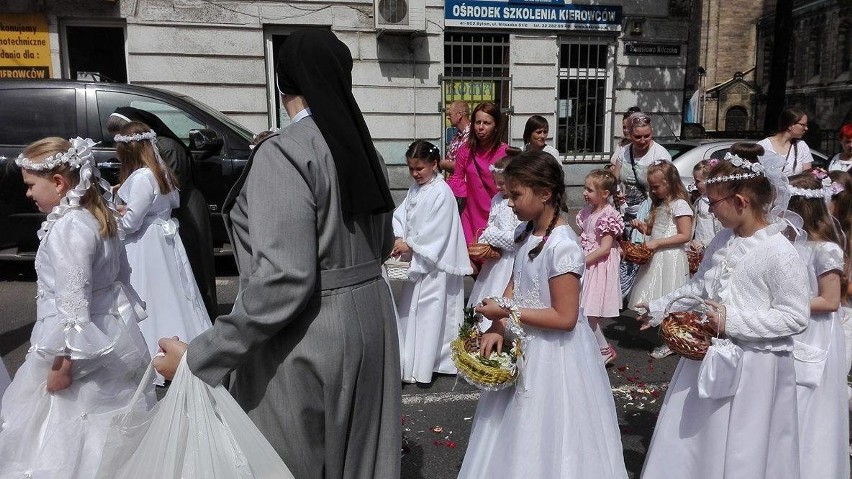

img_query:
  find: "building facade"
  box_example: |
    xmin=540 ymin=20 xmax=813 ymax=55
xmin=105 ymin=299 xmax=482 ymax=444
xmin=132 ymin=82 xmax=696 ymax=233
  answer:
xmin=1 ymin=0 xmax=690 ymax=200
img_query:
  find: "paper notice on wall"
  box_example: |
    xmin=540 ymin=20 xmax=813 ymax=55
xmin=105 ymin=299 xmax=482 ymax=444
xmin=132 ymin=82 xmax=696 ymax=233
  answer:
xmin=0 ymin=13 xmax=51 ymax=79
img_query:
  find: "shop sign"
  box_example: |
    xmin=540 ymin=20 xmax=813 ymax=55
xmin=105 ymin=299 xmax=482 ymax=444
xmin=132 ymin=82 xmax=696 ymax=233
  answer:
xmin=444 ymin=0 xmax=621 ymax=31
xmin=624 ymin=42 xmax=682 ymax=56
xmin=0 ymin=14 xmax=51 ymax=79
xmin=445 ymin=81 xmax=496 ymax=103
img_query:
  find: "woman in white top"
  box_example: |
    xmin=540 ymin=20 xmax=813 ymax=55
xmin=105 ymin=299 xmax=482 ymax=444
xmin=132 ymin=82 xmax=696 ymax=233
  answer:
xmin=521 ymin=115 xmax=561 ymax=159
xmin=757 ymin=108 xmax=814 ymax=176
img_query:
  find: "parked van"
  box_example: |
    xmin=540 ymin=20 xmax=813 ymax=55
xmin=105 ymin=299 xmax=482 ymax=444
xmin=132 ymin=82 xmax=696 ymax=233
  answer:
xmin=0 ymin=79 xmax=253 ymax=259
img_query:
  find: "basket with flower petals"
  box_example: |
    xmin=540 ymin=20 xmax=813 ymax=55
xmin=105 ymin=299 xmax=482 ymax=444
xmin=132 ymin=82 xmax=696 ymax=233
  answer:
xmin=686 ymin=250 xmax=703 ymax=275
xmin=619 ymin=240 xmax=653 ymax=264
xmin=451 ymin=303 xmax=524 ymax=390
xmin=659 ymin=295 xmax=715 ymax=360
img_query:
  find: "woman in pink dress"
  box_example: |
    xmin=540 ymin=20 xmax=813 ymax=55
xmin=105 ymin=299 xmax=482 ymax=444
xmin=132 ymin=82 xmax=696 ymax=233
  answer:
xmin=447 ymin=102 xmax=509 ymax=245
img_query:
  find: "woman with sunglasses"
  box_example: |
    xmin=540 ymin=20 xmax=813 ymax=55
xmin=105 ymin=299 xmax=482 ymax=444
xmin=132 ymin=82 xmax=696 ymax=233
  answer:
xmin=757 ymin=108 xmax=814 ymax=176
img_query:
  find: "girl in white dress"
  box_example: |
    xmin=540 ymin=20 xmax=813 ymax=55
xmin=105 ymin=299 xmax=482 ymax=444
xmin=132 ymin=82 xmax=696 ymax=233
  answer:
xmin=393 ymin=140 xmax=472 ymax=384
xmin=114 ymin=121 xmax=212 ymax=383
xmin=459 ymin=151 xmax=627 ymax=479
xmin=0 ymin=137 xmax=153 ymax=478
xmin=637 ymin=143 xmax=810 ymax=479
xmin=467 ymin=156 xmax=521 ymax=313
xmin=786 ymin=171 xmax=849 ymax=479
xmin=827 ymin=171 xmax=852 ymax=386
xmin=688 ymin=160 xmax=723 ymax=252
xmin=628 ymin=161 xmax=693 ymax=359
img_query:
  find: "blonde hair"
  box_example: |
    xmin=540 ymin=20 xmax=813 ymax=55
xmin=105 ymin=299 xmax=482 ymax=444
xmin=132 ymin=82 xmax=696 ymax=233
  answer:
xmin=22 ymin=137 xmax=117 ymax=238
xmin=116 ymin=121 xmax=178 ymax=193
xmin=645 ymin=160 xmax=691 ymax=230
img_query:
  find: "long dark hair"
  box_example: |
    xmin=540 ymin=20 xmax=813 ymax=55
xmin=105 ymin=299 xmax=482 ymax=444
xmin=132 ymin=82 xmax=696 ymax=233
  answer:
xmin=777 ymin=108 xmax=807 ymax=133
xmin=467 ymin=102 xmax=503 ymax=154
xmin=506 ymin=150 xmax=566 ymax=260
xmin=522 ymin=115 xmax=549 ymax=145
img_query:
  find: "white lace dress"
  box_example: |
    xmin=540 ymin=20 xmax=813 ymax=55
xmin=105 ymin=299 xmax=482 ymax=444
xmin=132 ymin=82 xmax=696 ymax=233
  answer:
xmin=0 ymin=209 xmax=153 ymax=478
xmin=393 ymin=176 xmax=471 ymax=383
xmin=118 ymin=168 xmax=212 ymax=374
xmin=792 ymin=241 xmax=849 ymax=479
xmin=458 ymin=225 xmax=628 ymax=479
xmin=628 ymin=199 xmax=692 ymax=309
xmin=467 ymin=193 xmax=521 ymax=310
xmin=642 ymin=223 xmax=810 ymax=478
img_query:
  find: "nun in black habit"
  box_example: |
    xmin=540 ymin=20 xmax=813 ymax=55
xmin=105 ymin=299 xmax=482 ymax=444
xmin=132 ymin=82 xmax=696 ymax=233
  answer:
xmin=107 ymin=107 xmax=218 ymax=320
xmin=154 ymin=29 xmax=402 ymax=479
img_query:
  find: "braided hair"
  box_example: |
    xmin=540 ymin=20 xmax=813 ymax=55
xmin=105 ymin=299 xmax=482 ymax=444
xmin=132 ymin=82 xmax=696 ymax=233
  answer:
xmin=506 ymin=150 xmax=567 ymax=260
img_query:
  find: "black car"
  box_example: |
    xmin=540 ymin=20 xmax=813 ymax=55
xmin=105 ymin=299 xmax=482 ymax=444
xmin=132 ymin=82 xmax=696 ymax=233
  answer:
xmin=0 ymin=80 xmax=254 ymax=259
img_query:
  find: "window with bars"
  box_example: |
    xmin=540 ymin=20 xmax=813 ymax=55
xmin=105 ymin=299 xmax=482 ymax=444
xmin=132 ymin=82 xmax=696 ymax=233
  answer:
xmin=556 ymin=38 xmax=614 ymax=155
xmin=441 ymin=33 xmax=512 ymax=144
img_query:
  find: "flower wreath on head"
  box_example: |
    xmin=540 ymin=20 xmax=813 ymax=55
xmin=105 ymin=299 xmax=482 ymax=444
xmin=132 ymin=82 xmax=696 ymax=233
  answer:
xmin=15 ymin=138 xmax=123 ymax=240
xmin=704 ymin=152 xmax=765 ymax=185
xmin=788 ymin=167 xmax=844 ymax=199
xmin=114 ymin=129 xmax=174 ymax=189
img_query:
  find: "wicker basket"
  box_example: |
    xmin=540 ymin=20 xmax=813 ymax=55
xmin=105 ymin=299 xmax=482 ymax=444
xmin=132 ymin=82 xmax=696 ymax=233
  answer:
xmin=686 ymin=250 xmax=703 ymax=275
xmin=451 ymin=308 xmax=521 ymax=390
xmin=384 ymin=258 xmax=410 ymax=281
xmin=659 ymin=295 xmax=715 ymax=360
xmin=467 ymin=243 xmax=501 ymax=261
xmin=620 ymin=240 xmax=653 ymax=264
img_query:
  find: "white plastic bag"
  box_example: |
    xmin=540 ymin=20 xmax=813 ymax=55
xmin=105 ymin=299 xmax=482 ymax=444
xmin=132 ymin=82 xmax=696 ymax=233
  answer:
xmin=96 ymin=355 xmax=294 ymax=479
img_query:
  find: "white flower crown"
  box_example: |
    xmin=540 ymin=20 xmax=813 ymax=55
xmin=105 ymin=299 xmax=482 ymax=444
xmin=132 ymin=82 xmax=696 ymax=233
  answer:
xmin=15 ymin=138 xmax=97 ymax=171
xmin=489 ymin=164 xmax=505 ymax=174
xmin=704 ymin=152 xmax=765 ymax=184
xmin=789 ymin=176 xmax=842 ymax=199
xmin=114 ymin=130 xmax=157 ymax=143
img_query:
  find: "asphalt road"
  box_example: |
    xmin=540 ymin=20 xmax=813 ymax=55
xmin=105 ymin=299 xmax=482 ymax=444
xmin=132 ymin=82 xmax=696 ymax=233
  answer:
xmin=0 ymin=257 xmax=676 ymax=478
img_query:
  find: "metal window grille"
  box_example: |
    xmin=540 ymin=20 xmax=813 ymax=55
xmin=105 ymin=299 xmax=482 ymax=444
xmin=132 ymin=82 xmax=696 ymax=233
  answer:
xmin=441 ymin=33 xmax=512 ymax=145
xmin=556 ymin=37 xmax=615 ymax=156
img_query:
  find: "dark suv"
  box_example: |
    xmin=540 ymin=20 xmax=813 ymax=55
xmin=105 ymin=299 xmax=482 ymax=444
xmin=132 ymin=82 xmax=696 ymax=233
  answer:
xmin=0 ymin=80 xmax=253 ymax=259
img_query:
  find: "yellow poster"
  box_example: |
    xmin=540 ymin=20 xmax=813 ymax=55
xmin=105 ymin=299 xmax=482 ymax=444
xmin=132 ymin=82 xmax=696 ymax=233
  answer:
xmin=0 ymin=13 xmax=51 ymax=79
xmin=444 ymin=80 xmax=495 ymax=103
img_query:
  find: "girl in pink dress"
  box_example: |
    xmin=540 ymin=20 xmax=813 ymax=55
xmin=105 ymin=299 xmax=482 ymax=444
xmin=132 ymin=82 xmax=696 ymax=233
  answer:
xmin=447 ymin=101 xmax=509 ymax=246
xmin=577 ymin=169 xmax=624 ymax=364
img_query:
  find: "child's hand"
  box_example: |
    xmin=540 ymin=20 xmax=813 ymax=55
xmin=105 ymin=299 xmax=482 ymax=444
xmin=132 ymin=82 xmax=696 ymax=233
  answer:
xmin=475 ymin=298 xmax=509 ymax=322
xmin=634 ymin=303 xmax=653 ymax=330
xmin=46 ymin=356 xmax=73 ymax=393
xmin=631 ymin=219 xmax=648 ymax=235
xmin=704 ymin=300 xmax=726 ymax=334
xmin=644 ymin=239 xmax=659 ymax=251
xmin=479 ymin=331 xmax=504 ymax=357
xmin=391 ymin=238 xmax=411 ymax=258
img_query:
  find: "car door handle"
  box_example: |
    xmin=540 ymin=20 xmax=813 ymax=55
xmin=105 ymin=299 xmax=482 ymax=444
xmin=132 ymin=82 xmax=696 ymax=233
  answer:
xmin=97 ymin=162 xmax=121 ymax=168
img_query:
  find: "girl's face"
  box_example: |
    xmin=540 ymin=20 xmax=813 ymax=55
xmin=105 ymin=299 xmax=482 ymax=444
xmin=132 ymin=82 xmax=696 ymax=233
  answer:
xmin=630 ymin=125 xmax=653 ymax=151
xmin=582 ymin=178 xmax=609 ymax=207
xmin=474 ymin=111 xmax=496 ymax=142
xmin=505 ymin=178 xmax=548 ymax=222
xmin=840 ymin=135 xmax=852 ymax=155
xmin=706 ymin=187 xmax=742 ymax=229
xmin=493 ymin=173 xmax=507 ymax=197
xmin=647 ymin=171 xmax=671 ymax=201
xmin=530 ymin=128 xmax=548 ymax=148
xmin=407 ymin=157 xmax=437 ymax=185
xmin=22 ymin=170 xmax=66 ymax=213
xmin=621 ymin=117 xmax=630 ymax=139
xmin=693 ymin=169 xmax=707 ymax=196
xmin=789 ymin=115 xmax=808 ymax=139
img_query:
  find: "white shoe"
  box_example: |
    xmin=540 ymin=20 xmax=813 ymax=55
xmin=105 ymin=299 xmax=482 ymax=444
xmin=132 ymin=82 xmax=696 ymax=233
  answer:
xmin=650 ymin=345 xmax=674 ymax=359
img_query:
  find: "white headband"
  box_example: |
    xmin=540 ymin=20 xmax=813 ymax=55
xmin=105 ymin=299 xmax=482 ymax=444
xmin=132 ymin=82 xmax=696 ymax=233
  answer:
xmin=15 ymin=139 xmax=95 ymax=171
xmin=489 ymin=164 xmax=505 ymax=174
xmin=704 ymin=152 xmax=765 ymax=185
xmin=114 ymin=130 xmax=157 ymax=143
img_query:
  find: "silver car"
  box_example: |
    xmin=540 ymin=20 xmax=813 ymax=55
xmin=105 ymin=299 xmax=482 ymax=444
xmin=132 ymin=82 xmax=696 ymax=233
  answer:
xmin=663 ymin=139 xmax=829 ymax=189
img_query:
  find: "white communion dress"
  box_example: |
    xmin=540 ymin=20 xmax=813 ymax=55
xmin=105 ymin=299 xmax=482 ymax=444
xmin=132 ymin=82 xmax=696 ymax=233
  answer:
xmin=642 ymin=223 xmax=810 ymax=478
xmin=393 ymin=175 xmax=472 ymax=383
xmin=458 ymin=225 xmax=628 ymax=479
xmin=0 ymin=209 xmax=153 ymax=479
xmin=628 ymin=199 xmax=692 ymax=309
xmin=118 ymin=168 xmax=212 ymax=373
xmin=792 ymin=241 xmax=849 ymax=479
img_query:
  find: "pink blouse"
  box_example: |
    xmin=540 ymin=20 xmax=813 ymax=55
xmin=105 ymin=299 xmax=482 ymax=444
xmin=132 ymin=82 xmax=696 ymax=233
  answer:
xmin=447 ymin=142 xmax=509 ymax=244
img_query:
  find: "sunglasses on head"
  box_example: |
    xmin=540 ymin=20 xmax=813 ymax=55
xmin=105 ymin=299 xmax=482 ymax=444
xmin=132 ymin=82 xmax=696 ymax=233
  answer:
xmin=631 ymin=115 xmax=651 ymax=126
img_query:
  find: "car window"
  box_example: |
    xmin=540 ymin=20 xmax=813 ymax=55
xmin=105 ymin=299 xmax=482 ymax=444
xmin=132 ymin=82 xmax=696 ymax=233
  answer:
xmin=0 ymin=88 xmax=77 ymax=145
xmin=96 ymin=91 xmax=206 ymax=146
xmin=707 ymin=147 xmax=730 ymax=160
xmin=664 ymin=144 xmax=695 ymax=160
